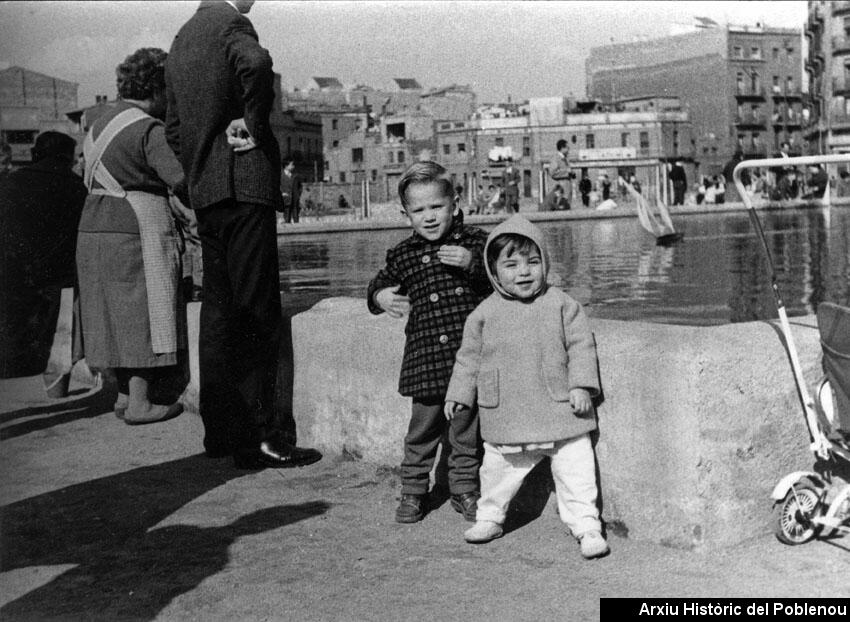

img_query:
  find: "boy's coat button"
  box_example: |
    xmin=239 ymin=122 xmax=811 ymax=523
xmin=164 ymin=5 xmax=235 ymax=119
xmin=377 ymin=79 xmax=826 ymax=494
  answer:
xmin=421 ymin=255 xmax=431 ymax=264
xmin=453 ymin=232 xmax=462 ymax=239
xmin=454 ymin=287 xmax=465 ymax=296
xmin=438 ymin=334 xmax=449 ymax=344
xmin=429 ymin=293 xmax=440 ymax=302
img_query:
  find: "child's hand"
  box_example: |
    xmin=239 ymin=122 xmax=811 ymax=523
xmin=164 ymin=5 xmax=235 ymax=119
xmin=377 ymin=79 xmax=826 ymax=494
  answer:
xmin=444 ymin=400 xmax=465 ymax=420
xmin=437 ymin=245 xmax=472 ymax=269
xmin=570 ymin=388 xmax=592 ymax=415
xmin=374 ymin=285 xmax=410 ymax=318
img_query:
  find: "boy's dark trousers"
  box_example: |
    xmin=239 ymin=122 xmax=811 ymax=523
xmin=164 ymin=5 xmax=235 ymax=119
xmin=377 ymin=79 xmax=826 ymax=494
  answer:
xmin=401 ymin=397 xmax=481 ymax=495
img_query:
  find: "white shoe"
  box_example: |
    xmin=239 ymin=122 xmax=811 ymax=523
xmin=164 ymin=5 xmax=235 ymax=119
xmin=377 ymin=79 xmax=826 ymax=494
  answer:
xmin=464 ymin=520 xmax=503 ymax=544
xmin=579 ymin=531 xmax=610 ymax=559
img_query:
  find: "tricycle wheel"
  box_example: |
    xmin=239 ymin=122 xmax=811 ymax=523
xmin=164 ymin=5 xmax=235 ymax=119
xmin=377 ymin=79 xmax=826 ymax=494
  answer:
xmin=774 ymin=482 xmax=823 ymax=545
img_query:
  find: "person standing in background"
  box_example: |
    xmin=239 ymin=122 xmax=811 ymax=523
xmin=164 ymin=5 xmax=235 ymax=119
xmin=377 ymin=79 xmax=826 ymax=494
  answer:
xmin=280 ymin=159 xmax=302 ymax=224
xmin=1 ymin=132 xmax=86 ymax=389
xmin=669 ymin=161 xmax=687 ymax=206
xmin=550 ymin=139 xmax=572 ymax=206
xmin=501 ymin=158 xmax=520 ymax=214
xmin=165 ymin=0 xmax=321 ymax=469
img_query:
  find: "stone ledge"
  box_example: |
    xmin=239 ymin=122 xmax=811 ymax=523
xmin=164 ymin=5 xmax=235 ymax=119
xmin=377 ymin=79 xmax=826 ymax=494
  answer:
xmin=290 ymin=297 xmax=820 ymax=549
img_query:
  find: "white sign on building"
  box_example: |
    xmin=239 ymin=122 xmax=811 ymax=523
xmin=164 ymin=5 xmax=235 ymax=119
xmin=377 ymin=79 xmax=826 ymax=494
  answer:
xmin=577 ymin=147 xmax=637 ymax=161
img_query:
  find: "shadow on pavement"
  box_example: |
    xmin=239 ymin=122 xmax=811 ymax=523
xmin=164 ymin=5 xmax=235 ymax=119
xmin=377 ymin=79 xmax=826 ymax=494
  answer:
xmin=0 ymin=384 xmax=116 ymax=440
xmin=0 ymin=454 xmax=329 ymax=620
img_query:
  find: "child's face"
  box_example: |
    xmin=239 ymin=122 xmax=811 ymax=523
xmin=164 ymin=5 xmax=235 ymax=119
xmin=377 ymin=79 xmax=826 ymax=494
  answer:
xmin=495 ymin=244 xmax=544 ymax=300
xmin=403 ymin=181 xmax=455 ymax=242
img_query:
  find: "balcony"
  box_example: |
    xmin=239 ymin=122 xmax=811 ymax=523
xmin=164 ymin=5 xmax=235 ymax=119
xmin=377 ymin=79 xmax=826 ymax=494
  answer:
xmin=740 ymin=143 xmax=767 ymax=158
xmin=771 ymin=111 xmax=803 ymax=128
xmin=735 ymin=86 xmax=766 ymax=100
xmin=833 ymin=35 xmax=850 ymax=55
xmin=770 ymin=86 xmax=802 ymax=100
xmin=833 ymin=1 xmax=850 ymax=16
xmin=831 ymin=113 xmax=850 ymax=131
xmin=833 ymin=77 xmax=850 ymax=96
xmin=734 ymin=113 xmax=766 ymax=128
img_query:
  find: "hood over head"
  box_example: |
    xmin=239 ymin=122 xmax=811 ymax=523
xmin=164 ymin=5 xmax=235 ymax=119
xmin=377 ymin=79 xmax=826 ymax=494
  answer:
xmin=484 ymin=215 xmax=550 ymax=298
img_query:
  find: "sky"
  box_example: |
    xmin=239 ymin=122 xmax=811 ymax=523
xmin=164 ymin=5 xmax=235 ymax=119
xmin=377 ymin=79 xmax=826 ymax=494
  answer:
xmin=0 ymin=1 xmax=808 ymax=109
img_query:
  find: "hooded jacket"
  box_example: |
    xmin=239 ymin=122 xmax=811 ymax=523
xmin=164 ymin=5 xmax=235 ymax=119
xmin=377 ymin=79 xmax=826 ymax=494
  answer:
xmin=445 ymin=215 xmax=600 ymax=444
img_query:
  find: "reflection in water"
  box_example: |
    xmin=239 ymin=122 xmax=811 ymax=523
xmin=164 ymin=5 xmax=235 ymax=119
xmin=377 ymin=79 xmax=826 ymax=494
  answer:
xmin=278 ymin=208 xmax=850 ymax=326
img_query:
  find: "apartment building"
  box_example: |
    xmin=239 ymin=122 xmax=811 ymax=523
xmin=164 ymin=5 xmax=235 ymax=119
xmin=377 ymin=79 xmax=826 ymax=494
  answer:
xmin=0 ymin=66 xmax=78 ymax=163
xmin=587 ymin=24 xmax=803 ymax=174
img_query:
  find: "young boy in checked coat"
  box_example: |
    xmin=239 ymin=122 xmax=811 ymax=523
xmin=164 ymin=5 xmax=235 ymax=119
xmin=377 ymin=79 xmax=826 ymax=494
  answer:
xmin=367 ymin=161 xmax=492 ymax=523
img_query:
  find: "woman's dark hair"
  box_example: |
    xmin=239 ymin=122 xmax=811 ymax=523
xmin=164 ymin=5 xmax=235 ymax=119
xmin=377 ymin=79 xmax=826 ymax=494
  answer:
xmin=486 ymin=233 xmax=540 ymax=276
xmin=116 ymin=48 xmax=167 ymax=100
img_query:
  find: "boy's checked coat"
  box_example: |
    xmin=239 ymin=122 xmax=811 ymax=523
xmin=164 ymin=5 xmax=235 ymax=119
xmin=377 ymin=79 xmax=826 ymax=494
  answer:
xmin=367 ymin=213 xmax=492 ymax=398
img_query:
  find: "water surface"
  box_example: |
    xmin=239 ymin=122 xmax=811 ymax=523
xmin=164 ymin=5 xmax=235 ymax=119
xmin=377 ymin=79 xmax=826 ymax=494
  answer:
xmin=278 ymin=208 xmax=850 ymax=326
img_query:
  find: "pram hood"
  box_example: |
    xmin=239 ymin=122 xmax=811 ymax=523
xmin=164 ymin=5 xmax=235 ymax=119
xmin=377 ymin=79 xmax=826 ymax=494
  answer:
xmin=817 ymin=302 xmax=850 ymax=434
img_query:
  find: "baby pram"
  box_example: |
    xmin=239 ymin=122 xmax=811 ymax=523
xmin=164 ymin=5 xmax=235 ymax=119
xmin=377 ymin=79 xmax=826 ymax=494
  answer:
xmin=731 ymin=155 xmax=850 ymax=545
xmin=771 ymin=302 xmax=850 ymax=545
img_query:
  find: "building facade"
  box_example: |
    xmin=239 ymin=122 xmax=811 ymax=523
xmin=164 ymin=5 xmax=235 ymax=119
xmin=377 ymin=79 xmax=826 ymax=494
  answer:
xmin=435 ymin=97 xmax=694 ymax=205
xmin=0 ymin=66 xmax=79 ymax=163
xmin=587 ymin=24 xmax=803 ymax=174
xmin=803 ymin=0 xmax=850 ymax=156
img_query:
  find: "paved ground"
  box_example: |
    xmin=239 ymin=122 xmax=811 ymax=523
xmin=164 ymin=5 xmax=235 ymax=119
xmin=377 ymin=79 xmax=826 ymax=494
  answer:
xmin=1 ymin=375 xmax=848 ymax=621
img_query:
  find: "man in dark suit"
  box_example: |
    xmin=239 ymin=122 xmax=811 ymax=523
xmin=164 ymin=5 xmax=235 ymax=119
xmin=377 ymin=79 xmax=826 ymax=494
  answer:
xmin=165 ymin=0 xmax=321 ymax=469
xmin=501 ymin=158 xmax=520 ymax=214
xmin=280 ymin=159 xmax=302 ymax=224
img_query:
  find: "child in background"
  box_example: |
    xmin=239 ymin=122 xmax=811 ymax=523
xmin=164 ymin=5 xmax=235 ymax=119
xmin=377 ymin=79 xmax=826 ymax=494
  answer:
xmin=444 ymin=215 xmax=609 ymax=559
xmin=367 ymin=161 xmax=493 ymax=523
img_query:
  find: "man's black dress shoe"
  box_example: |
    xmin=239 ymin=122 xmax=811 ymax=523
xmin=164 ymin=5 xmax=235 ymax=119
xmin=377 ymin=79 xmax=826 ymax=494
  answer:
xmin=450 ymin=491 xmax=480 ymax=522
xmin=233 ymin=439 xmax=323 ymax=470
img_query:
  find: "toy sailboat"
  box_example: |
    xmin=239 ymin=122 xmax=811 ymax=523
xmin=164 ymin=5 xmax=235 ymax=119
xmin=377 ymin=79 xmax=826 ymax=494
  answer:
xmin=619 ymin=177 xmax=684 ymax=246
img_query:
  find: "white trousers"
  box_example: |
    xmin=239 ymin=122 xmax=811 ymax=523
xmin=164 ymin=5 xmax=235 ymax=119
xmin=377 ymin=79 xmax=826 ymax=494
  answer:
xmin=476 ymin=433 xmax=601 ymax=537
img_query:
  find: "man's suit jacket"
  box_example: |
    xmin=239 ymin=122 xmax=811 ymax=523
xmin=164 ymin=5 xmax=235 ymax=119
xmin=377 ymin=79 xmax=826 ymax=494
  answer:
xmin=165 ymin=1 xmax=281 ymax=210
xmin=501 ymin=166 xmax=520 ymax=199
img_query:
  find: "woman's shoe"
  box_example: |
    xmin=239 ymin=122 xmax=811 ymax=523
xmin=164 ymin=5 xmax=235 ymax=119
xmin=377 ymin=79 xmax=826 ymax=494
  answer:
xmin=44 ymin=372 xmax=71 ymax=399
xmin=114 ymin=393 xmax=129 ymax=420
xmin=123 ymin=401 xmax=183 ymax=425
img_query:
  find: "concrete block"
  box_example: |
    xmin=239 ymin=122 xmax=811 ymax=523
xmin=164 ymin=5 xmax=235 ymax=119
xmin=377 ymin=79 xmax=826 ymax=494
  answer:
xmin=292 ymin=297 xmax=821 ymax=549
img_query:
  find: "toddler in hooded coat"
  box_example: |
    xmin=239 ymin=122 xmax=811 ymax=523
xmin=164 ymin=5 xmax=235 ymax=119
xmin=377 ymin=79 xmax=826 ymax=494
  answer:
xmin=445 ymin=215 xmax=609 ymax=558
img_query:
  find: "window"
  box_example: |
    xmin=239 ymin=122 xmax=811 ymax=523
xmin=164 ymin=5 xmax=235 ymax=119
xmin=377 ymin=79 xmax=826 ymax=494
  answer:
xmin=2 ymin=129 xmax=36 ymax=144
xmin=495 ymin=136 xmax=504 ymax=147
xmin=443 ymin=144 xmax=450 ymax=155
xmin=523 ymin=136 xmax=530 ymax=157
xmin=786 ymin=76 xmax=794 ymax=93
xmin=388 ymin=151 xmax=394 ymax=164
xmin=457 ymin=143 xmax=466 ymax=153
xmin=772 ymin=75 xmax=780 ymax=93
xmin=371 ymin=169 xmax=378 ymax=182
xmin=332 ymin=119 xmax=338 ymax=130
xmin=332 ymin=140 xmax=339 ymax=148
xmin=352 ymin=147 xmax=363 ymax=164
xmin=339 ymin=172 xmax=346 ymax=183
xmin=786 ymin=46 xmax=794 ymax=57
xmin=844 ymin=16 xmax=850 ymax=33
xmin=752 ymin=132 xmax=760 ymax=150
xmin=621 ymin=132 xmax=629 ymax=147
xmin=750 ymin=47 xmax=761 ymax=59
xmin=773 ymin=47 xmax=779 ymax=60
xmin=750 ymin=71 xmax=760 ymax=93
xmin=733 ymin=45 xmax=744 ymax=58
xmin=585 ymin=134 xmax=595 ymax=148
xmin=737 ymin=72 xmax=745 ymax=94
xmin=398 ymin=151 xmax=405 ymax=163
xmin=639 ymin=131 xmax=650 ymax=151
xmin=737 ymin=134 xmax=745 ymax=148
xmin=571 ymin=135 xmax=577 ymax=143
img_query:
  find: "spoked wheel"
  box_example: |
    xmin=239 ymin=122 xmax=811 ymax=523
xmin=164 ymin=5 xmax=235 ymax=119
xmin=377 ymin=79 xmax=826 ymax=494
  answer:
xmin=774 ymin=482 xmax=824 ymax=545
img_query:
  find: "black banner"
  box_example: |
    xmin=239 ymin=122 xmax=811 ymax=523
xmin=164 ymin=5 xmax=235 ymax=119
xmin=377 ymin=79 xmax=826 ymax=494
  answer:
xmin=601 ymin=598 xmax=850 ymax=621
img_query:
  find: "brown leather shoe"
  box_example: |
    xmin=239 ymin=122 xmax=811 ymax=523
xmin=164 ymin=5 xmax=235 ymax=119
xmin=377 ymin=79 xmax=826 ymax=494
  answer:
xmin=395 ymin=493 xmax=428 ymax=523
xmin=450 ymin=491 xmax=480 ymax=522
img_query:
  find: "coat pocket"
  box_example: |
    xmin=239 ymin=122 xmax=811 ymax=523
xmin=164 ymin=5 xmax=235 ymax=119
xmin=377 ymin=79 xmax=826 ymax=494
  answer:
xmin=477 ymin=369 xmax=499 ymax=408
